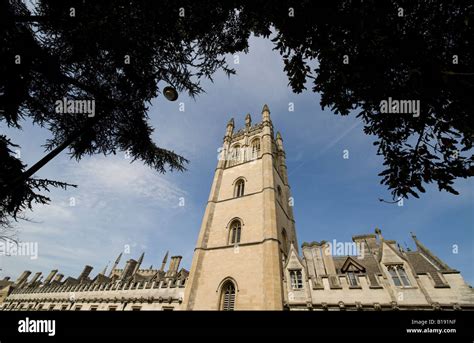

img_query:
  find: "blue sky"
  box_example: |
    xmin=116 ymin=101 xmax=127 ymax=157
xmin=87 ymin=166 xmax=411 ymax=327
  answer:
xmin=1 ymin=36 xmax=473 ymax=285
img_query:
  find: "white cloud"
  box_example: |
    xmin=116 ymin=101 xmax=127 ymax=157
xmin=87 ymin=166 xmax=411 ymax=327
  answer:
xmin=68 ymin=156 xmax=187 ymax=208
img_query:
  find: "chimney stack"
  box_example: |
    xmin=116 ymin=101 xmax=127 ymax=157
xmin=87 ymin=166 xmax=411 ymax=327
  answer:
xmin=29 ymin=272 xmax=42 ymax=285
xmin=78 ymin=265 xmax=93 ymax=282
xmin=15 ymin=270 xmax=31 ymax=287
xmin=121 ymin=259 xmax=138 ymax=281
xmin=44 ymin=270 xmax=58 ymax=284
xmin=53 ymin=273 xmax=64 ymax=283
xmin=166 ymin=256 xmax=182 ymax=277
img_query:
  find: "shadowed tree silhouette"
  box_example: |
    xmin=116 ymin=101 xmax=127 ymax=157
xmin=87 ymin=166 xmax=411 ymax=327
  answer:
xmin=0 ymin=0 xmax=251 ymax=225
xmin=0 ymin=135 xmax=76 ymax=228
xmin=1 ymin=0 xmax=473 ymax=227
xmin=245 ymin=0 xmax=473 ymax=200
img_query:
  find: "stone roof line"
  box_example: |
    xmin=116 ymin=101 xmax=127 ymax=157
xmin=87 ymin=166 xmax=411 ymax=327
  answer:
xmin=8 ymin=251 xmax=188 ymax=294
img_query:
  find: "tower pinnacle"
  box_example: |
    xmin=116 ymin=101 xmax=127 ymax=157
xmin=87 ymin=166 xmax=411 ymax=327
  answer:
xmin=245 ymin=113 xmax=251 ymax=128
xmin=108 ymin=252 xmax=122 ymax=277
xmin=276 ymin=131 xmax=284 ymax=151
xmin=225 ymin=118 xmax=235 ymax=141
xmin=262 ymin=104 xmax=271 ymax=124
xmin=160 ymin=251 xmax=169 ymax=272
xmin=133 ymin=252 xmax=145 ymax=275
xmin=101 ymin=263 xmax=108 ymax=275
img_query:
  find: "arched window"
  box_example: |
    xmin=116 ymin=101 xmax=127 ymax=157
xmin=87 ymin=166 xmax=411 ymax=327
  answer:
xmin=251 ymin=138 xmax=261 ymax=159
xmin=235 ymin=179 xmax=245 ymax=197
xmin=232 ymin=144 xmax=241 ymax=164
xmin=229 ymin=220 xmax=241 ymax=244
xmin=220 ymin=280 xmax=236 ymax=311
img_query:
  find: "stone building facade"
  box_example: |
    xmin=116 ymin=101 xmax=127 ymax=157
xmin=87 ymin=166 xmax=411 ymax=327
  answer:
xmin=1 ymin=105 xmax=473 ymax=311
xmin=1 ymin=252 xmax=187 ymax=311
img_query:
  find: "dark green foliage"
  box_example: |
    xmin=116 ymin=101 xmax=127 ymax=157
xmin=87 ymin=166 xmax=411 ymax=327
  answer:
xmin=1 ymin=0 xmax=251 ymax=224
xmin=1 ymin=0 xmax=473 ymax=227
xmin=247 ymin=0 xmax=474 ymax=199
xmin=0 ymin=135 xmax=76 ymax=227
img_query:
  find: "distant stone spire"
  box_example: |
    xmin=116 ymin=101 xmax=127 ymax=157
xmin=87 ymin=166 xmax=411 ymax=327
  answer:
xmin=29 ymin=272 xmax=42 ymax=285
xmin=262 ymin=104 xmax=271 ymax=124
xmin=108 ymin=252 xmax=122 ymax=277
xmin=160 ymin=251 xmax=169 ymax=272
xmin=404 ymin=241 xmax=411 ymax=252
xmin=276 ymin=131 xmax=284 ymax=151
xmin=133 ymin=252 xmax=145 ymax=275
xmin=101 ymin=263 xmax=109 ymax=275
xmin=397 ymin=243 xmax=404 ymax=253
xmin=44 ymin=270 xmax=58 ymax=284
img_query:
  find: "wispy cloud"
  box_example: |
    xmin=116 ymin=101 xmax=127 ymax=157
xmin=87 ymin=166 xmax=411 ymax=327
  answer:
xmin=68 ymin=156 xmax=187 ymax=208
xmin=0 ymin=155 xmax=189 ymax=280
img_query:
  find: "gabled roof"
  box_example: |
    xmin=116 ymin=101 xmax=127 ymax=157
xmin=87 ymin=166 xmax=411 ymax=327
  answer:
xmin=406 ymin=251 xmax=457 ymax=274
xmin=340 ymin=256 xmax=366 ymax=273
xmin=405 ymin=251 xmax=454 ymax=287
xmin=377 ymin=240 xmax=408 ymax=263
xmin=284 ymin=243 xmax=305 ymax=270
xmin=0 ymin=280 xmax=13 ymax=289
xmin=333 ymin=253 xmax=383 ymax=287
xmin=410 ymin=233 xmax=452 ymax=270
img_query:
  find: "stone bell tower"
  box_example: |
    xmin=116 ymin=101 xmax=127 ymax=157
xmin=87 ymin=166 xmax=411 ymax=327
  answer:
xmin=183 ymin=105 xmax=298 ymax=310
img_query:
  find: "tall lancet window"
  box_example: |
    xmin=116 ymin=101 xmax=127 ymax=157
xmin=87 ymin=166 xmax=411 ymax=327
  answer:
xmin=220 ymin=280 xmax=236 ymax=311
xmin=229 ymin=220 xmax=241 ymax=244
xmin=251 ymin=138 xmax=261 ymax=159
xmin=232 ymin=144 xmax=241 ymax=164
xmin=235 ymin=179 xmax=245 ymax=197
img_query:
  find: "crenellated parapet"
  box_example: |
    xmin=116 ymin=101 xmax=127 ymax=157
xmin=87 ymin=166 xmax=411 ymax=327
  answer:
xmin=231 ymin=122 xmax=264 ymax=142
